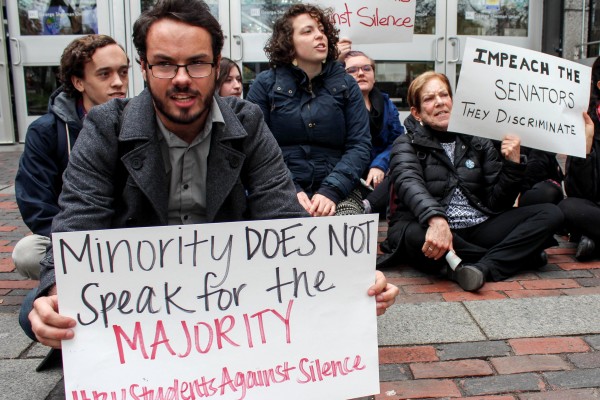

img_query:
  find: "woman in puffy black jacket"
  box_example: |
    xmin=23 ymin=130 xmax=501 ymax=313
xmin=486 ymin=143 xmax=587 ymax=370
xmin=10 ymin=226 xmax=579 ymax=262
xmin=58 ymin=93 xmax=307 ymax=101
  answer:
xmin=378 ymin=71 xmax=563 ymax=291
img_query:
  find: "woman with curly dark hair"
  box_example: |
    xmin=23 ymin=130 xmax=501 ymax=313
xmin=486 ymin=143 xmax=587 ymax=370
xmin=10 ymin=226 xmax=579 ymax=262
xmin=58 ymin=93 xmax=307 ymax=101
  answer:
xmin=246 ymin=4 xmax=371 ymax=217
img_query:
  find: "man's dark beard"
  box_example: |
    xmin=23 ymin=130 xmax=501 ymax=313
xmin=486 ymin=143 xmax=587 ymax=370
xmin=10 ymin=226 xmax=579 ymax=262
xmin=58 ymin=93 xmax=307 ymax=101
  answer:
xmin=147 ymin=79 xmax=213 ymax=125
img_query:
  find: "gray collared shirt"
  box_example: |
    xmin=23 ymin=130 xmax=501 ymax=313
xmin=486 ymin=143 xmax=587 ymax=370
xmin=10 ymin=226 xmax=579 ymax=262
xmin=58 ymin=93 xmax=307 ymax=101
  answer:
xmin=157 ymin=97 xmax=225 ymax=225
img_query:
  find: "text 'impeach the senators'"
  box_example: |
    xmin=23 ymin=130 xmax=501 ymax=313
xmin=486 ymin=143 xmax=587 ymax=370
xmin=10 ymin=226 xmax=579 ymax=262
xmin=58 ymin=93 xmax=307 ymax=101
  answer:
xmin=448 ymin=38 xmax=591 ymax=158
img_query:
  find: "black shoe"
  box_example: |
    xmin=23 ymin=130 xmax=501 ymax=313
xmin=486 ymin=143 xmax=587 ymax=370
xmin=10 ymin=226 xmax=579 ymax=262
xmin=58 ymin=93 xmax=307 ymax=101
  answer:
xmin=448 ymin=264 xmax=485 ymax=292
xmin=36 ymin=348 xmax=62 ymax=372
xmin=576 ymin=236 xmax=596 ymax=261
xmin=537 ymin=251 xmax=548 ymax=268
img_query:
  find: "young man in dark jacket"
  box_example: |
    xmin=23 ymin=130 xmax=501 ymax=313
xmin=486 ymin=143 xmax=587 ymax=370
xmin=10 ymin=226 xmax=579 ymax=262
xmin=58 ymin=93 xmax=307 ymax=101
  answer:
xmin=12 ymin=34 xmax=129 ymax=280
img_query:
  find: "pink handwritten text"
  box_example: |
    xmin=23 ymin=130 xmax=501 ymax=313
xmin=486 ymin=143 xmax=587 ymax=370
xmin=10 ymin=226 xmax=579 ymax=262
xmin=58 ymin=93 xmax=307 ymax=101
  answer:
xmin=331 ymin=3 xmax=414 ymax=29
xmin=69 ymin=354 xmax=366 ymax=400
xmin=113 ymin=300 xmax=294 ymax=364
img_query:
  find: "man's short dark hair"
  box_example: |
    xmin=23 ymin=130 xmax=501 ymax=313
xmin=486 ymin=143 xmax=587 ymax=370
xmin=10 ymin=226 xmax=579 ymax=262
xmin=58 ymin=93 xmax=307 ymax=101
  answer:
xmin=132 ymin=0 xmax=224 ymax=64
xmin=60 ymin=34 xmax=125 ymax=98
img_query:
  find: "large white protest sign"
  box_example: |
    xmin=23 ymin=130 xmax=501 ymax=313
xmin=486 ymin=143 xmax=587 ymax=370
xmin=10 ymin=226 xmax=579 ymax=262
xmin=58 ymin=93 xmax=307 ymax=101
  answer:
xmin=54 ymin=215 xmax=380 ymax=400
xmin=448 ymin=38 xmax=591 ymax=158
xmin=316 ymin=0 xmax=416 ymax=44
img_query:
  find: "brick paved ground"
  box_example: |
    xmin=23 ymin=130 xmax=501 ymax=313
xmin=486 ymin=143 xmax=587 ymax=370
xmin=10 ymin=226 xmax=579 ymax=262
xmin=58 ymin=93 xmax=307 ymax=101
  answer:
xmin=1 ymin=146 xmax=600 ymax=399
xmin=376 ymin=253 xmax=600 ymax=399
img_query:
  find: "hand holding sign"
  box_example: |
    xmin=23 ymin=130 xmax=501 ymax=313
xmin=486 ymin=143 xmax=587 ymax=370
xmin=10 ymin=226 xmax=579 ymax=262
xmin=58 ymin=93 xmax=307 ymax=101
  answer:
xmin=48 ymin=216 xmax=396 ymax=400
xmin=29 ymin=293 xmax=76 ymax=348
xmin=500 ymin=135 xmax=521 ymax=163
xmin=337 ymin=37 xmax=352 ymax=62
xmin=584 ymin=111 xmax=595 ymax=155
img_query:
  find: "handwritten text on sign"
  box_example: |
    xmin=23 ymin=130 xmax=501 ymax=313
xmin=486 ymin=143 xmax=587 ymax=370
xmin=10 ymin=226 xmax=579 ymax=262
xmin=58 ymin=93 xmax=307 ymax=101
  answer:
xmin=54 ymin=215 xmax=379 ymax=400
xmin=317 ymin=0 xmax=416 ymax=44
xmin=448 ymin=38 xmax=591 ymax=158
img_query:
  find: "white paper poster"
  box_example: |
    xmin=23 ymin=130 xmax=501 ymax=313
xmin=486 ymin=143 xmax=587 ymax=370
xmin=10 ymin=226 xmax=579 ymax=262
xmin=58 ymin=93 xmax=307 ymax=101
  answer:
xmin=317 ymin=0 xmax=416 ymax=44
xmin=54 ymin=215 xmax=380 ymax=400
xmin=448 ymin=38 xmax=591 ymax=158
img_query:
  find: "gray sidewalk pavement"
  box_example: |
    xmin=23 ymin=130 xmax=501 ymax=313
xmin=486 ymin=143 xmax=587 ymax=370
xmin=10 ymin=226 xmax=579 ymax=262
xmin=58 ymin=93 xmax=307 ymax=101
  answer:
xmin=2 ymin=144 xmax=600 ymax=399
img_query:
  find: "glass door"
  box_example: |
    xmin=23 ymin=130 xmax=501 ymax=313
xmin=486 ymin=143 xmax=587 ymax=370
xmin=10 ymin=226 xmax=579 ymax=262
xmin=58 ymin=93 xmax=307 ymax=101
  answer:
xmin=122 ymin=0 xmax=542 ymax=110
xmin=229 ymin=0 xmax=301 ymax=97
xmin=234 ymin=1 xmax=449 ymax=109
xmin=6 ymin=0 xmax=111 ymax=142
xmin=338 ymin=0 xmax=447 ymax=109
xmin=0 ymin=5 xmax=15 ymax=143
xmin=446 ymin=0 xmax=543 ymax=89
xmin=229 ymin=0 xmax=302 ymax=62
xmin=322 ymin=0 xmax=541 ymax=109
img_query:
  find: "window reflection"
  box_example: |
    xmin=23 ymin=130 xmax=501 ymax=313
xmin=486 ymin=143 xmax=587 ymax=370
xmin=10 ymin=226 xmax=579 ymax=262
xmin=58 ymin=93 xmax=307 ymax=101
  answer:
xmin=25 ymin=66 xmax=60 ymax=115
xmin=458 ymin=0 xmax=529 ymax=37
xmin=241 ymin=1 xmax=302 ymax=33
xmin=415 ymin=0 xmax=436 ymax=35
xmin=18 ymin=0 xmax=98 ymax=35
xmin=242 ymin=62 xmax=269 ymax=95
xmin=587 ymin=1 xmax=600 ymax=57
xmin=375 ymin=62 xmax=434 ymax=110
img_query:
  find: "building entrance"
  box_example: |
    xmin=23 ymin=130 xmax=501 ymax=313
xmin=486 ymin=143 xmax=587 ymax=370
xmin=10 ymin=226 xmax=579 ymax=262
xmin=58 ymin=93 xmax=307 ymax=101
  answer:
xmin=2 ymin=0 xmax=543 ymax=143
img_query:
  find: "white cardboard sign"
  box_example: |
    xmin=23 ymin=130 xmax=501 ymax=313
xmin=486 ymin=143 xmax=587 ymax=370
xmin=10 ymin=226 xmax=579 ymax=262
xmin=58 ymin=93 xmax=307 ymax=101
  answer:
xmin=317 ymin=0 xmax=416 ymax=44
xmin=448 ymin=38 xmax=591 ymax=158
xmin=54 ymin=215 xmax=380 ymax=400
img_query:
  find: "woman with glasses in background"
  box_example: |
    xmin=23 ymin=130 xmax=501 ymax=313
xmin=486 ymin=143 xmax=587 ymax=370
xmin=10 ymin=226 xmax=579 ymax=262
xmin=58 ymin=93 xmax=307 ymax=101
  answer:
xmin=343 ymin=50 xmax=404 ymax=216
xmin=246 ymin=4 xmax=371 ymax=217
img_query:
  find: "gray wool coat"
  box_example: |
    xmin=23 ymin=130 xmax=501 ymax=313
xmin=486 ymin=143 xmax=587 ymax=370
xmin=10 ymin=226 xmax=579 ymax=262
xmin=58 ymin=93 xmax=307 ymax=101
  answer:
xmin=38 ymin=88 xmax=307 ymax=293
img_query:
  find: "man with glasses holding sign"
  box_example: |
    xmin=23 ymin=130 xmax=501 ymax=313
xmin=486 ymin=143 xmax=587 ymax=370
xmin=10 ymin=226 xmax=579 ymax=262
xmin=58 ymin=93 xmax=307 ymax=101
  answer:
xmin=26 ymin=0 xmax=398 ymax=350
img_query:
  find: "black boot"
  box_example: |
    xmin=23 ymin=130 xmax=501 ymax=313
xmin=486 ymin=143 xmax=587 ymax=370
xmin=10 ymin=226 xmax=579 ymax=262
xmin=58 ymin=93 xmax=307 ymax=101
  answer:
xmin=527 ymin=251 xmax=548 ymax=269
xmin=576 ymin=236 xmax=596 ymax=261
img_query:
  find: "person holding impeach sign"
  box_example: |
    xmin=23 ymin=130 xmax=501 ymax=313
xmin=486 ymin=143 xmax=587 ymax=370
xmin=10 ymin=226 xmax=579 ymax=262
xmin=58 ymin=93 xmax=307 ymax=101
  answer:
xmin=490 ymin=142 xmax=564 ymax=207
xmin=246 ymin=4 xmax=372 ymax=217
xmin=24 ymin=0 xmax=398 ymax=350
xmin=558 ymin=56 xmax=600 ymax=261
xmin=378 ymin=71 xmax=563 ymax=292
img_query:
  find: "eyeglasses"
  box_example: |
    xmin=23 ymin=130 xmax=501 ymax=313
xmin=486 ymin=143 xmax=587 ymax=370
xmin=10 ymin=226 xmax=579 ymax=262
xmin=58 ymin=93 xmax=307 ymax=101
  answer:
xmin=147 ymin=62 xmax=215 ymax=79
xmin=345 ymin=64 xmax=374 ymax=75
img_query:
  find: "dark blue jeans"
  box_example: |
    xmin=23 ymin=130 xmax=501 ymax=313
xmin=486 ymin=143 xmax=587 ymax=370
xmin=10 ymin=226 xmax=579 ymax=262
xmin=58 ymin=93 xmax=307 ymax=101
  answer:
xmin=19 ymin=288 xmax=37 ymax=341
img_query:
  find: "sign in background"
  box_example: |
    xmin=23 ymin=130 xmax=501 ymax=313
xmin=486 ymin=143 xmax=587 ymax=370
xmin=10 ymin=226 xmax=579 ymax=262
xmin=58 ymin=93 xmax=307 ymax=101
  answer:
xmin=317 ymin=0 xmax=416 ymax=44
xmin=54 ymin=215 xmax=380 ymax=400
xmin=448 ymin=38 xmax=591 ymax=158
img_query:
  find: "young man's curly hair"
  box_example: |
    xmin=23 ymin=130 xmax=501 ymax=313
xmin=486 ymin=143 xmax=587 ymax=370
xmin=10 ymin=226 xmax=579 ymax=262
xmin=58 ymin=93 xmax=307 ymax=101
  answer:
xmin=59 ymin=34 xmax=126 ymax=98
xmin=264 ymin=4 xmax=339 ymax=67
